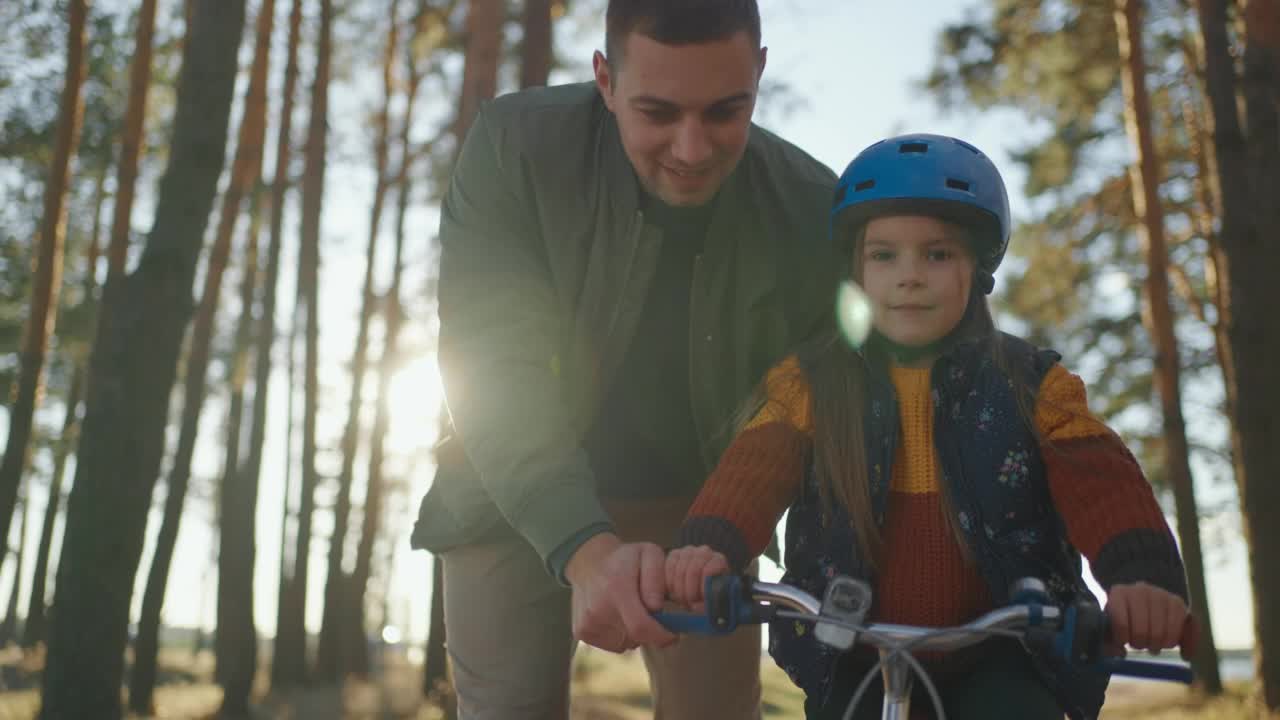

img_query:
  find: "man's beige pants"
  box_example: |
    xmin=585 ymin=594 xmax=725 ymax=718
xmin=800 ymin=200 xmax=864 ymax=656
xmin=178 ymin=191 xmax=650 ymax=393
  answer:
xmin=441 ymin=496 xmax=763 ymax=720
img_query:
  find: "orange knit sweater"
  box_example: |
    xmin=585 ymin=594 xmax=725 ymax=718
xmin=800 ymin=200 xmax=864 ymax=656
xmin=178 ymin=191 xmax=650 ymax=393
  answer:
xmin=874 ymin=366 xmax=990 ymax=628
xmin=680 ymin=355 xmax=1178 ymax=629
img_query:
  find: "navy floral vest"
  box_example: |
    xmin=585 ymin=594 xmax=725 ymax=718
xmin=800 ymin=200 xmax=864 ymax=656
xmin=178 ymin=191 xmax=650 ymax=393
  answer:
xmin=769 ymin=333 xmax=1110 ymax=719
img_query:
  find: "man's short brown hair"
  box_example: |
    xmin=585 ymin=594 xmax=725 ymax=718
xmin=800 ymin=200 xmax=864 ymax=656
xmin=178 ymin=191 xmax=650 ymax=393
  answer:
xmin=605 ymin=0 xmax=762 ymax=66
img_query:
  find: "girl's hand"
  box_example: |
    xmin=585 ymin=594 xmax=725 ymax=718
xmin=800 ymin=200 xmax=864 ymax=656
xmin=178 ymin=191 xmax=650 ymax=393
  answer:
xmin=665 ymin=545 xmax=730 ymax=610
xmin=1105 ymin=582 xmax=1193 ymax=657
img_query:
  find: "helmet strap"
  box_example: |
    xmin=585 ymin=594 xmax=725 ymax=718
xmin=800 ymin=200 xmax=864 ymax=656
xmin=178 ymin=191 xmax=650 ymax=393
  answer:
xmin=976 ymin=270 xmax=995 ymax=295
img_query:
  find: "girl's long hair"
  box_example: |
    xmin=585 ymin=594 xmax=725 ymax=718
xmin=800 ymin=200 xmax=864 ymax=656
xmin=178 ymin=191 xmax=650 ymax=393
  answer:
xmin=776 ymin=222 xmax=1042 ymax=570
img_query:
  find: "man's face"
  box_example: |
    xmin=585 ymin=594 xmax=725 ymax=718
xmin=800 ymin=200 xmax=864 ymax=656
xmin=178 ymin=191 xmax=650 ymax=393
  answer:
xmin=595 ymin=31 xmax=765 ymax=207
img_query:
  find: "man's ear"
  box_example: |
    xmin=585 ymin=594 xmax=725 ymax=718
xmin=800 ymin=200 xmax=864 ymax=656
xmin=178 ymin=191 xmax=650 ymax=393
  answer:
xmin=593 ymin=50 xmax=616 ymax=111
xmin=757 ymin=46 xmax=768 ymax=82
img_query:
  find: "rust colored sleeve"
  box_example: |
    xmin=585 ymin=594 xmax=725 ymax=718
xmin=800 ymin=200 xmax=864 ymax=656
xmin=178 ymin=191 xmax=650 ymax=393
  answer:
xmin=1037 ymin=365 xmax=1187 ymax=598
xmin=677 ymin=357 xmax=813 ymax=571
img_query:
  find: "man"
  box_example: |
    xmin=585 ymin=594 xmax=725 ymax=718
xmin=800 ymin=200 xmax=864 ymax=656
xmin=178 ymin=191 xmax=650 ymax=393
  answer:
xmin=410 ymin=1 xmax=837 ymax=717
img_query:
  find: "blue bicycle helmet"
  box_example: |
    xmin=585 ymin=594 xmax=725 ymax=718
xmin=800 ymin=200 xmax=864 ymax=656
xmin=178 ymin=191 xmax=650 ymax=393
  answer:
xmin=832 ymin=134 xmax=1011 ymax=294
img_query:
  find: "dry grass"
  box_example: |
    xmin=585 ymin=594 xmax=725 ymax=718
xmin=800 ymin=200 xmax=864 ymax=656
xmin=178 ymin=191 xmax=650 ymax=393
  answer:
xmin=1100 ymin=680 xmax=1269 ymax=719
xmin=0 ymin=643 xmax=1265 ymax=719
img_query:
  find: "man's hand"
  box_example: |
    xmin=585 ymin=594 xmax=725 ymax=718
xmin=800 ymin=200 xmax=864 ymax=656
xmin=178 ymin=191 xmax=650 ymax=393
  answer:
xmin=565 ymin=533 xmax=677 ymax=653
xmin=665 ymin=545 xmax=730 ymax=611
xmin=1105 ymin=582 xmax=1194 ymax=658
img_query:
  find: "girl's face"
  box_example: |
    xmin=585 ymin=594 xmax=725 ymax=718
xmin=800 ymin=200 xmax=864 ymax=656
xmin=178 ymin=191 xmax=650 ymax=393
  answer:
xmin=857 ymin=215 xmax=976 ymax=356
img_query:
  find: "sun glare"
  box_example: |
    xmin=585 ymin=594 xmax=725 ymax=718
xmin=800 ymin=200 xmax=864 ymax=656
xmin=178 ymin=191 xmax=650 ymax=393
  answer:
xmin=385 ymin=353 xmax=446 ymax=455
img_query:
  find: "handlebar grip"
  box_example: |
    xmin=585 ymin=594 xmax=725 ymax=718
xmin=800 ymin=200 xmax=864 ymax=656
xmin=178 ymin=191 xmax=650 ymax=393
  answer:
xmin=1099 ymin=658 xmax=1194 ymax=684
xmin=652 ymin=575 xmax=762 ymax=635
xmin=652 ymin=611 xmax=716 ymax=635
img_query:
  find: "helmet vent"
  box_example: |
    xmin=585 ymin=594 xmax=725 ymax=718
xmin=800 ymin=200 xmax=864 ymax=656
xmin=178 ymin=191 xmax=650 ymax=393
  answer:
xmin=854 ymin=179 xmax=876 ymax=192
xmin=953 ymin=139 xmax=981 ymax=154
xmin=899 ymin=142 xmax=929 ymax=154
xmin=945 ymin=178 xmax=972 ymax=192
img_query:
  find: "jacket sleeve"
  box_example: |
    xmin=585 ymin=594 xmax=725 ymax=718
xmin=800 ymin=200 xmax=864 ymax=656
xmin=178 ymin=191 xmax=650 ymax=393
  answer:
xmin=436 ymin=109 xmax=611 ymax=570
xmin=677 ymin=357 xmax=812 ymax=572
xmin=1036 ymin=365 xmax=1188 ymax=600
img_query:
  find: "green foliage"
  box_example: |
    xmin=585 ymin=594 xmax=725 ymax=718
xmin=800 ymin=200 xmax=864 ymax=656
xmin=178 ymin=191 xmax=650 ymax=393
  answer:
xmin=0 ymin=2 xmax=171 ymax=406
xmin=926 ymin=0 xmax=1229 ymax=491
xmin=927 ymin=0 xmax=1123 ymax=195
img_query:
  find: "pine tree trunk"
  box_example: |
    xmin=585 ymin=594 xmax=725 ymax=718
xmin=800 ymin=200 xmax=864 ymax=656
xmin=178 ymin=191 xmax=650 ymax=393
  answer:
xmin=38 ymin=2 xmax=247 ymax=717
xmin=261 ymin=0 xmax=303 ymax=693
xmin=129 ymin=0 xmax=275 ymax=709
xmin=216 ymin=186 xmax=265 ymax=716
xmin=23 ymin=365 xmax=80 ymax=650
xmin=0 ymin=495 xmax=30 ymax=644
xmin=315 ymin=0 xmax=400 ymax=683
xmin=103 ymin=0 xmax=159 ymax=292
xmin=350 ymin=85 xmax=418 ymax=682
xmin=1238 ymin=0 xmax=1280 ymax=709
xmin=520 ymin=0 xmax=553 ymax=88
xmin=0 ymin=0 xmax=90 ymax=581
xmin=418 ymin=0 xmax=505 ymax=701
xmin=22 ymin=160 xmax=107 ymax=650
xmin=274 ymin=0 xmax=334 ymax=688
xmin=1179 ymin=83 xmax=1249 ymax=512
xmin=348 ymin=320 xmax=391 ymax=679
xmin=1195 ymin=0 xmax=1280 ymax=708
xmin=454 ymin=0 xmax=503 ymax=142
xmin=1114 ymin=0 xmax=1223 ymax=692
xmin=272 ymin=305 xmax=301 ymax=690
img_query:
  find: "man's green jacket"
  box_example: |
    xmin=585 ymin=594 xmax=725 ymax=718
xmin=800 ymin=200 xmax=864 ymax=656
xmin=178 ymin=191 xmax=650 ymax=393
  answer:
xmin=410 ymin=82 xmax=838 ymax=577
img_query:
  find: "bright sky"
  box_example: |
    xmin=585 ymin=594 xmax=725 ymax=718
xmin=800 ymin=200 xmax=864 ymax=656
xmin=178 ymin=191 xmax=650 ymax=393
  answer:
xmin=0 ymin=0 xmax=1255 ymax=659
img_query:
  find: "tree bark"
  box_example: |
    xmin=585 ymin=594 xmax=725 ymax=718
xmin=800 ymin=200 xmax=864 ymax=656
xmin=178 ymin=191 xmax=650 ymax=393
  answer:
xmin=1195 ymin=0 xmax=1280 ymax=708
xmin=520 ymin=0 xmax=553 ymax=88
xmin=128 ymin=0 xmax=275 ymax=710
xmin=0 ymin=0 xmax=90 ymax=584
xmin=348 ymin=38 xmax=424 ymax=676
xmin=1180 ymin=84 xmax=1247 ymax=502
xmin=272 ymin=314 xmax=300 ymax=688
xmin=261 ymin=0 xmax=303 ymax=694
xmin=274 ymin=0 xmax=334 ymax=689
xmin=1114 ymin=0 xmax=1222 ymax=693
xmin=216 ymin=190 xmax=265 ymax=717
xmin=38 ymin=2 xmax=248 ymax=717
xmin=22 ymin=365 xmax=81 ymax=650
xmin=454 ymin=0 xmax=503 ymax=142
xmin=22 ymin=160 xmax=107 ymax=650
xmin=315 ymin=0 xmax=400 ymax=684
xmin=419 ymin=0 xmax=505 ymax=701
xmin=103 ymin=0 xmax=159 ymax=294
xmin=1238 ymin=0 xmax=1280 ymax=709
xmin=0 ymin=495 xmax=30 ymax=644
xmin=272 ymin=303 xmax=302 ymax=689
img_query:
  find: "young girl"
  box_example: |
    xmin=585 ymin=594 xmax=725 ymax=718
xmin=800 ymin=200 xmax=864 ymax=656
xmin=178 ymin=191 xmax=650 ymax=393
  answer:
xmin=664 ymin=134 xmax=1193 ymax=719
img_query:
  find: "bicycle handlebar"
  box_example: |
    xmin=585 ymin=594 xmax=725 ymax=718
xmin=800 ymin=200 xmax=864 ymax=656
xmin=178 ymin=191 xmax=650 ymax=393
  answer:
xmin=653 ymin=575 xmax=1194 ymax=685
xmin=1097 ymin=658 xmax=1194 ymax=683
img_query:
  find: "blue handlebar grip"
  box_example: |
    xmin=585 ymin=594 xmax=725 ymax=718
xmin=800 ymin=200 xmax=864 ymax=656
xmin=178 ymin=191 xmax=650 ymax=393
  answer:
xmin=652 ymin=611 xmax=716 ymax=635
xmin=1099 ymin=658 xmax=1194 ymax=684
